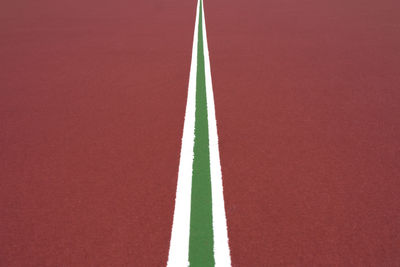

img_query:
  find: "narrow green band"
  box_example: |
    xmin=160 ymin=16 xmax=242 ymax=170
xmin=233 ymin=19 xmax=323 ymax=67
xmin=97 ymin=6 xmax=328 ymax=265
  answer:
xmin=188 ymin=1 xmax=215 ymax=266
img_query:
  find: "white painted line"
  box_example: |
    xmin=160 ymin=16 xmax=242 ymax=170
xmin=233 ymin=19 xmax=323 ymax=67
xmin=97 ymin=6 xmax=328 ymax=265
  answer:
xmin=201 ymin=2 xmax=232 ymax=266
xmin=167 ymin=1 xmax=200 ymax=266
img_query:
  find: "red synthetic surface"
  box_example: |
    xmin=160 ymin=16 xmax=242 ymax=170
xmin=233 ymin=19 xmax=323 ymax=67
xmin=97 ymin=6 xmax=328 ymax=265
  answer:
xmin=0 ymin=0 xmax=196 ymax=265
xmin=205 ymin=0 xmax=400 ymax=265
xmin=2 ymin=0 xmax=400 ymax=266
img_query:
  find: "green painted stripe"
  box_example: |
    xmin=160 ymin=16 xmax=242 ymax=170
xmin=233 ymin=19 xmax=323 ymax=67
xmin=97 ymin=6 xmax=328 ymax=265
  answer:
xmin=188 ymin=1 xmax=214 ymax=266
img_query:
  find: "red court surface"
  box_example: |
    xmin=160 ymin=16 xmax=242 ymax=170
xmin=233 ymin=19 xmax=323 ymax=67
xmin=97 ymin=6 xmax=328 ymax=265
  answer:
xmin=1 ymin=0 xmax=400 ymax=266
xmin=205 ymin=0 xmax=400 ymax=265
xmin=1 ymin=0 xmax=196 ymax=265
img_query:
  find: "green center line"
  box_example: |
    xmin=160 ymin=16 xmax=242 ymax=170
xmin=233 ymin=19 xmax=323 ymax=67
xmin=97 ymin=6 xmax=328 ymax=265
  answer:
xmin=188 ymin=1 xmax=215 ymax=266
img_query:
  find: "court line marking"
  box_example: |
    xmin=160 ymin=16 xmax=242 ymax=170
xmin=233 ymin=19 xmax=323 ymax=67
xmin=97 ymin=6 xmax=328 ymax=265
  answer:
xmin=201 ymin=2 xmax=232 ymax=266
xmin=168 ymin=1 xmax=231 ymax=265
xmin=167 ymin=0 xmax=200 ymax=266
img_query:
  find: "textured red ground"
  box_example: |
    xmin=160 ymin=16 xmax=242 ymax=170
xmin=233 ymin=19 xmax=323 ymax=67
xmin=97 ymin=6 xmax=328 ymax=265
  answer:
xmin=0 ymin=0 xmax=196 ymax=265
xmin=2 ymin=0 xmax=400 ymax=266
xmin=205 ymin=0 xmax=400 ymax=265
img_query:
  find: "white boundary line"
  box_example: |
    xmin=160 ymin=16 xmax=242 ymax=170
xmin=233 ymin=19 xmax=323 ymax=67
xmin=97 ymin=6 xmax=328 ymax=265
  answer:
xmin=167 ymin=1 xmax=200 ymax=266
xmin=202 ymin=2 xmax=232 ymax=266
xmin=168 ymin=1 xmax=231 ymax=266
